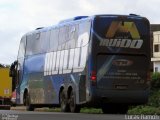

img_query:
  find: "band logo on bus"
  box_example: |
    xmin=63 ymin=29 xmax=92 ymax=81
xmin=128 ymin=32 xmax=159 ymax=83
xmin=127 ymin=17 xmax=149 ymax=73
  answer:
xmin=99 ymin=21 xmax=143 ymax=49
xmin=44 ymin=32 xmax=89 ymax=76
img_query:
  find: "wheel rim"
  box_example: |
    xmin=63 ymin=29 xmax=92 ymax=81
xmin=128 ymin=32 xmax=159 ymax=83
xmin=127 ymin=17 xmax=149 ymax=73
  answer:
xmin=60 ymin=92 xmax=67 ymax=111
xmin=26 ymin=94 xmax=30 ymax=106
xmin=26 ymin=93 xmax=31 ymax=110
xmin=69 ymin=91 xmax=75 ymax=112
xmin=23 ymin=97 xmax=26 ymax=106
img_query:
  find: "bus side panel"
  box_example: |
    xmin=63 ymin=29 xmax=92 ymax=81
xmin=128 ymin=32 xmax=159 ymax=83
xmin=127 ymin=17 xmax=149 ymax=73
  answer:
xmin=18 ymin=19 xmax=92 ymax=106
xmin=22 ymin=54 xmax=55 ymax=104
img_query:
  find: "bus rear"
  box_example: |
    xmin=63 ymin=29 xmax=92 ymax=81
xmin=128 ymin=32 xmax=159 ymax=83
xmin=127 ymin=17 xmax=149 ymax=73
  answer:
xmin=89 ymin=15 xmax=150 ymax=112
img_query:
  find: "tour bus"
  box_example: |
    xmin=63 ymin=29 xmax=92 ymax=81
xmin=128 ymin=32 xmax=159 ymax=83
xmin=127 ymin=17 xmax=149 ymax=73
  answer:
xmin=10 ymin=14 xmax=150 ymax=113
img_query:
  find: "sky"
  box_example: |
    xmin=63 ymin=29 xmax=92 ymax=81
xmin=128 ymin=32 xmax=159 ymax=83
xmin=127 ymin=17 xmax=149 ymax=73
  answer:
xmin=0 ymin=0 xmax=160 ymax=65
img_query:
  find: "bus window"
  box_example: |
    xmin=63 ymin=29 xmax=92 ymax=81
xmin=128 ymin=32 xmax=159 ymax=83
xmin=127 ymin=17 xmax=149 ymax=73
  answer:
xmin=77 ymin=21 xmax=91 ymax=47
xmin=59 ymin=27 xmax=66 ymax=46
xmin=26 ymin=34 xmax=37 ymax=56
xmin=39 ymin=31 xmax=50 ymax=53
xmin=50 ymin=29 xmax=59 ymax=52
xmin=26 ymin=32 xmax=50 ymax=55
xmin=18 ymin=36 xmax=26 ymax=59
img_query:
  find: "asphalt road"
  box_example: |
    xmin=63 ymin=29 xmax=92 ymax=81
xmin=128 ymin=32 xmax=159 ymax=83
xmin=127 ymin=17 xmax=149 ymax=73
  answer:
xmin=0 ymin=110 xmax=126 ymax=120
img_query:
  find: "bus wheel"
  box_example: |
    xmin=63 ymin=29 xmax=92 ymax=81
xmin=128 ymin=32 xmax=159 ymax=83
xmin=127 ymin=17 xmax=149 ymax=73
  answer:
xmin=25 ymin=93 xmax=34 ymax=111
xmin=60 ymin=90 xmax=69 ymax=112
xmin=69 ymin=90 xmax=80 ymax=113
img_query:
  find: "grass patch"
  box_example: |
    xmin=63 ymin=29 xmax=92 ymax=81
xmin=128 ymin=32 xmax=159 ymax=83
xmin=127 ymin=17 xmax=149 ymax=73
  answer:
xmin=80 ymin=108 xmax=102 ymax=114
xmin=128 ymin=106 xmax=160 ymax=115
xmin=41 ymin=108 xmax=61 ymax=112
xmin=41 ymin=107 xmax=102 ymax=114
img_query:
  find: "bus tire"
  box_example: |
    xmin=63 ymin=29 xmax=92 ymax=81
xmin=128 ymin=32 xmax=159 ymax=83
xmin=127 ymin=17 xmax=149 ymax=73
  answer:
xmin=25 ymin=92 xmax=34 ymax=111
xmin=60 ymin=90 xmax=69 ymax=112
xmin=69 ymin=90 xmax=80 ymax=113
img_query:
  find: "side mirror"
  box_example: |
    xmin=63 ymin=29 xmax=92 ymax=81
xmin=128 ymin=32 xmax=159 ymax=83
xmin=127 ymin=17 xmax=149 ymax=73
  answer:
xmin=9 ymin=60 xmax=18 ymax=77
xmin=9 ymin=69 xmax=16 ymax=77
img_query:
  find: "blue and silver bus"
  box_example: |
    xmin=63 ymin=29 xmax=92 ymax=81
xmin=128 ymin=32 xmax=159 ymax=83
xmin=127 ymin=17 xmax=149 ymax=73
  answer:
xmin=11 ymin=14 xmax=150 ymax=113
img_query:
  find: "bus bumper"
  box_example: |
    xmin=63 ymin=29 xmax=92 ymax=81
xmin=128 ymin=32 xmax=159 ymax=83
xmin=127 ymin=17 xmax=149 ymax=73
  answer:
xmin=87 ymin=89 xmax=150 ymax=106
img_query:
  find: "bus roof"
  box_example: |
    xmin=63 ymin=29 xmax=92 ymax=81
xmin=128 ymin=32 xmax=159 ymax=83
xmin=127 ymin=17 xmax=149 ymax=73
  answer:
xmin=22 ymin=14 xmax=146 ymax=38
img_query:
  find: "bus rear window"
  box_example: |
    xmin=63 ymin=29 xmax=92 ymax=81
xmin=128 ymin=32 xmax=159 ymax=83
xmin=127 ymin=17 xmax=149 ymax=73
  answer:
xmin=92 ymin=16 xmax=150 ymax=54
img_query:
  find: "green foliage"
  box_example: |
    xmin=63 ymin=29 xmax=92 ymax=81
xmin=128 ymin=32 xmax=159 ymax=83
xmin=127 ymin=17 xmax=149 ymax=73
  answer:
xmin=151 ymin=72 xmax=160 ymax=89
xmin=151 ymin=72 xmax=160 ymax=79
xmin=0 ymin=63 xmax=10 ymax=68
xmin=80 ymin=108 xmax=102 ymax=114
xmin=43 ymin=107 xmax=102 ymax=114
xmin=128 ymin=72 xmax=160 ymax=115
xmin=0 ymin=64 xmax=5 ymax=68
xmin=128 ymin=106 xmax=160 ymax=115
xmin=148 ymin=90 xmax=160 ymax=107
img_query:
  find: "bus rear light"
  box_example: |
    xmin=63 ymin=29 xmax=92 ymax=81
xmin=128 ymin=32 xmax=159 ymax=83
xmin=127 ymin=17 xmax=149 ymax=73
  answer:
xmin=90 ymin=71 xmax=97 ymax=81
xmin=91 ymin=76 xmax=96 ymax=81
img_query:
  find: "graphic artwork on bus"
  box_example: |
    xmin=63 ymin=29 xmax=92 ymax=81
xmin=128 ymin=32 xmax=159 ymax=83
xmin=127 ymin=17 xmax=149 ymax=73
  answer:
xmin=100 ymin=21 xmax=143 ymax=49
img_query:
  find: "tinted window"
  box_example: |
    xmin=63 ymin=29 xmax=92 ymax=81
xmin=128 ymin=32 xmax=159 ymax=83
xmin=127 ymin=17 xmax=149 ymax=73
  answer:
xmin=59 ymin=27 xmax=66 ymax=45
xmin=64 ymin=25 xmax=78 ymax=49
xmin=77 ymin=21 xmax=91 ymax=47
xmin=26 ymin=34 xmax=36 ymax=56
xmin=39 ymin=31 xmax=50 ymax=53
xmin=93 ymin=16 xmax=150 ymax=55
xmin=18 ymin=36 xmax=26 ymax=58
xmin=50 ymin=29 xmax=59 ymax=52
xmin=26 ymin=31 xmax=50 ymax=55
